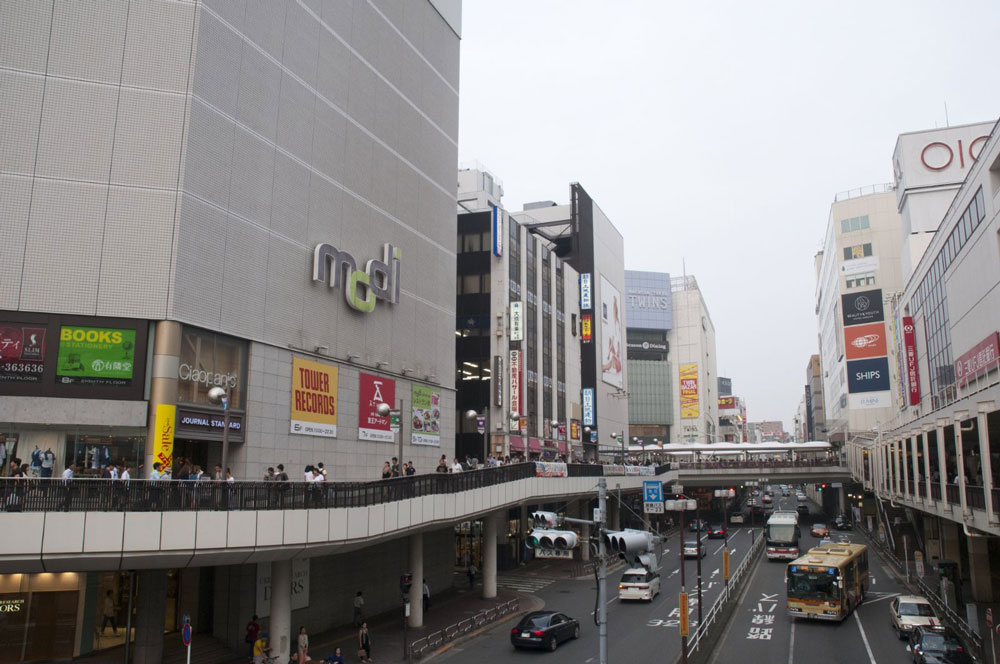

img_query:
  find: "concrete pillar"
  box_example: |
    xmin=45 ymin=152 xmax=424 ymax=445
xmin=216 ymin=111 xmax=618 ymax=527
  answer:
xmin=978 ymin=405 xmax=996 ymax=523
xmin=911 ymin=435 xmax=921 ymax=498
xmin=408 ymin=533 xmax=423 ymax=627
xmin=901 ymin=437 xmax=911 ymax=498
xmin=270 ymin=560 xmax=292 ymax=664
xmin=922 ymin=432 xmax=933 ymax=504
xmin=519 ymin=505 xmax=529 ymax=564
xmin=483 ymin=515 xmax=498 ymax=599
xmin=133 ymin=570 xmax=167 ymax=664
xmin=941 ymin=521 xmax=962 ymax=574
xmin=936 ymin=423 xmax=948 ymax=504
xmin=955 ymin=414 xmax=969 ymax=516
xmin=145 ymin=321 xmax=182 ymax=476
xmin=967 ymin=536 xmax=994 ymax=602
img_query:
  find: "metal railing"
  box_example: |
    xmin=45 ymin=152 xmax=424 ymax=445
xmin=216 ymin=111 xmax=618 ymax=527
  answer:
xmin=965 ymin=485 xmax=986 ymax=510
xmin=833 ymin=182 xmax=895 ymax=202
xmin=672 ymin=457 xmax=845 ymax=471
xmin=685 ymin=531 xmax=766 ymax=657
xmin=946 ymin=483 xmax=961 ymax=505
xmin=408 ymin=598 xmax=519 ymax=658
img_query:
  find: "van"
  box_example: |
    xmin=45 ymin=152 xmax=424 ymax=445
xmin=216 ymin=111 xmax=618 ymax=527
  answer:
xmin=618 ymin=567 xmax=660 ymax=601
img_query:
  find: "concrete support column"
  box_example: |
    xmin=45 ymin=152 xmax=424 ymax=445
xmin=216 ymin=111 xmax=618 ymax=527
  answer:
xmin=922 ymin=432 xmax=933 ymax=505
xmin=941 ymin=521 xmax=962 ymax=574
xmin=967 ymin=536 xmax=994 ymax=602
xmin=270 ymin=560 xmax=292 ymax=664
xmin=609 ymin=487 xmax=621 ymax=531
xmin=483 ymin=515 xmax=498 ymax=599
xmin=955 ymin=414 xmax=969 ymax=517
xmin=133 ymin=570 xmax=167 ymax=664
xmin=408 ymin=533 xmax=424 ymax=627
xmin=936 ymin=423 xmax=948 ymax=505
xmin=581 ymin=521 xmax=591 ymax=561
xmin=519 ymin=505 xmax=529 ymax=564
xmin=901 ymin=437 xmax=911 ymax=498
xmin=978 ymin=405 xmax=996 ymax=523
xmin=145 ymin=320 xmax=182 ymax=476
xmin=911 ymin=435 xmax=921 ymax=499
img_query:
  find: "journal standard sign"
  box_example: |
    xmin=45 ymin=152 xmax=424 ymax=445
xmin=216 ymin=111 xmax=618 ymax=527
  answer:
xmin=313 ymin=243 xmax=401 ymax=313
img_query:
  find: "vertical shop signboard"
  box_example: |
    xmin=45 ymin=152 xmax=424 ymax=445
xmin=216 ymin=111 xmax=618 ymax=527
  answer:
xmin=509 ymin=350 xmax=522 ymax=416
xmin=411 ymin=385 xmax=441 ymax=446
xmin=359 ymin=373 xmax=395 ymax=442
xmin=154 ymin=404 xmax=176 ymax=471
xmin=290 ymin=356 xmax=338 ymax=437
xmin=680 ymin=364 xmax=699 ymax=419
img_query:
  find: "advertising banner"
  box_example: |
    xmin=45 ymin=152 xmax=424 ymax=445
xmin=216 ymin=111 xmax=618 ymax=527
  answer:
xmin=153 ymin=404 xmax=176 ymax=472
xmin=844 ymin=321 xmax=888 ymax=360
xmin=492 ymin=205 xmax=503 ymax=257
xmin=955 ymin=332 xmax=1000 ymax=386
xmin=850 ymin=391 xmax=892 ymax=410
xmin=847 ymin=357 xmax=891 ymax=393
xmin=841 ymin=288 xmax=884 ymax=326
xmin=718 ymin=376 xmax=732 ymax=396
xmin=570 ymin=420 xmax=580 ymax=440
xmin=510 ymin=301 xmax=523 ymax=341
xmin=580 ymin=273 xmax=592 ymax=310
xmin=581 ymin=314 xmax=592 ymax=342
xmin=839 ymin=256 xmax=880 ymax=276
xmin=600 ymin=275 xmax=624 ymax=389
xmin=625 ymin=340 xmax=667 ymax=358
xmin=56 ymin=326 xmax=136 ymax=385
xmin=680 ymin=363 xmax=699 ymax=419
xmin=176 ymin=408 xmax=244 ymax=442
xmin=494 ymin=355 xmax=503 ymax=406
xmin=290 ymin=356 xmax=338 ymax=438
xmin=718 ymin=396 xmax=736 ymax=409
xmin=582 ymin=387 xmax=594 ymax=426
xmin=411 ymin=384 xmax=441 ymax=446
xmin=624 ymin=270 xmax=673 ymax=331
xmin=0 ymin=324 xmax=46 ymax=383
xmin=902 ymin=317 xmax=921 ymax=405
xmin=533 ymin=462 xmax=568 ymax=478
xmin=359 ymin=373 xmax=395 ymax=441
xmin=509 ymin=350 xmax=522 ymax=416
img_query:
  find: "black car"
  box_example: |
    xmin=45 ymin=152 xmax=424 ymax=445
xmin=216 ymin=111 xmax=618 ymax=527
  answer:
xmin=511 ymin=611 xmax=580 ymax=651
xmin=908 ymin=625 xmax=975 ymax=663
xmin=796 ymin=504 xmax=809 ymax=516
xmin=707 ymin=524 xmax=726 ymax=539
xmin=833 ymin=515 xmax=852 ymax=531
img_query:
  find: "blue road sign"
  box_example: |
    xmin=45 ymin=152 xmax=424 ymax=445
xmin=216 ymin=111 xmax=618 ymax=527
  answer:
xmin=643 ymin=480 xmax=663 ymax=503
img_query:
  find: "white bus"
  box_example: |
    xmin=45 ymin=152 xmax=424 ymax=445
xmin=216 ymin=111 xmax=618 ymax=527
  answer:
xmin=766 ymin=511 xmax=801 ymax=560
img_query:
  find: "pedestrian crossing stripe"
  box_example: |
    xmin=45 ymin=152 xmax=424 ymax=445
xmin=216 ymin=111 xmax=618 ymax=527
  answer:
xmin=496 ymin=576 xmax=556 ymax=592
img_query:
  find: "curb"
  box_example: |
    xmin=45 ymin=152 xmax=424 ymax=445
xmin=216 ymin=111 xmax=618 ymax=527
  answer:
xmin=421 ymin=592 xmax=544 ymax=663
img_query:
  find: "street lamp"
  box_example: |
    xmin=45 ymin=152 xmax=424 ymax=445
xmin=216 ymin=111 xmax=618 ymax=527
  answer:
xmin=550 ymin=420 xmax=560 ymax=460
xmin=376 ymin=402 xmax=404 ymax=475
xmin=465 ymin=409 xmax=486 ymax=464
xmin=207 ymin=385 xmax=231 ymax=474
xmin=610 ymin=432 xmax=624 ymax=464
xmin=666 ymin=497 xmax=697 ymax=664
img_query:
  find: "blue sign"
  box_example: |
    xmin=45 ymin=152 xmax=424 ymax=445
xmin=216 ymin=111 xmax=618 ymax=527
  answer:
xmin=643 ymin=480 xmax=663 ymax=502
xmin=582 ymin=388 xmax=594 ymax=426
xmin=847 ymin=356 xmax=891 ymax=393
xmin=181 ymin=623 xmax=192 ymax=646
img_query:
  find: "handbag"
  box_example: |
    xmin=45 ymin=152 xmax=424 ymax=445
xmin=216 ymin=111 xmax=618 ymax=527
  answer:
xmin=357 ymin=649 xmax=366 ymax=659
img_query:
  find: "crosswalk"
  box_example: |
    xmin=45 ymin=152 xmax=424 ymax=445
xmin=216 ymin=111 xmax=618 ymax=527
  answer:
xmin=497 ymin=575 xmax=557 ymax=593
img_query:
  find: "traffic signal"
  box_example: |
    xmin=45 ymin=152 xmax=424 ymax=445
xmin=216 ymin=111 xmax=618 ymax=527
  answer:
xmin=603 ymin=528 xmax=659 ymax=570
xmin=527 ymin=528 xmax=579 ymax=550
xmin=531 ymin=511 xmax=559 ymax=527
xmin=818 ymin=483 xmax=826 ymax=491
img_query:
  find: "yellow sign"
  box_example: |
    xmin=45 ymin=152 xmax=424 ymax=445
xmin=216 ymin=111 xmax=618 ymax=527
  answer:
xmin=290 ymin=356 xmax=339 ymax=438
xmin=680 ymin=364 xmax=699 ymax=419
xmin=723 ymin=549 xmax=730 ymax=580
xmin=154 ymin=404 xmax=176 ymax=471
xmin=679 ymin=592 xmax=690 ymax=637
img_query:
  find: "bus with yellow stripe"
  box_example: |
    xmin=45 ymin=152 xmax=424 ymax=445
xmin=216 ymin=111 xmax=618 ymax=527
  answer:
xmin=786 ymin=542 xmax=868 ymax=621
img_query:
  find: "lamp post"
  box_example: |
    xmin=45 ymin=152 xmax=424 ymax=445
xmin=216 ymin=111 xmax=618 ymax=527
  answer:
xmin=610 ymin=432 xmax=624 ymax=464
xmin=465 ymin=409 xmax=486 ymax=465
xmin=583 ymin=426 xmax=592 ymax=462
xmin=207 ymin=385 xmax=231 ymax=474
xmin=376 ymin=402 xmax=403 ymax=474
xmin=666 ymin=497 xmax=697 ymax=664
xmin=550 ymin=420 xmax=560 ymax=460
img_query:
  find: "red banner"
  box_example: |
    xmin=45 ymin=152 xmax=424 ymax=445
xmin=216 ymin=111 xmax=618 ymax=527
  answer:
xmin=955 ymin=332 xmax=1000 ymax=386
xmin=902 ymin=317 xmax=920 ymax=406
xmin=359 ymin=373 xmax=395 ymax=441
xmin=844 ymin=321 xmax=888 ymax=360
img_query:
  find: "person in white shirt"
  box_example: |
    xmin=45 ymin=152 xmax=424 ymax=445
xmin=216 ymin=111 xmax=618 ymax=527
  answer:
xmin=451 ymin=458 xmax=463 ymax=473
xmin=109 ymin=465 xmax=119 ymax=480
xmin=62 ymin=465 xmax=74 ymax=481
xmin=60 ymin=464 xmax=75 ymax=511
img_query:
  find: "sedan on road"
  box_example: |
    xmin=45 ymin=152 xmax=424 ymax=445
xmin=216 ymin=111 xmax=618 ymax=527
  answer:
xmin=683 ymin=540 xmax=705 ymax=558
xmin=810 ymin=523 xmax=830 ymax=537
xmin=707 ymin=524 xmax=727 ymax=539
xmin=907 ymin=625 xmax=976 ymax=663
xmin=833 ymin=515 xmax=852 ymax=530
xmin=890 ymin=595 xmax=939 ymax=639
xmin=511 ymin=611 xmax=580 ymax=651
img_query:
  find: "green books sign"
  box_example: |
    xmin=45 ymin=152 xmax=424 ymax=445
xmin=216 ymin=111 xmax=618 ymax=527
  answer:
xmin=57 ymin=326 xmax=136 ymax=385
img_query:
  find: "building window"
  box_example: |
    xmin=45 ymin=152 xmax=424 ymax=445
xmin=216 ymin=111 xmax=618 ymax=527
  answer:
xmin=840 ymin=215 xmax=870 ymax=233
xmin=843 ymin=243 xmax=873 ymax=260
xmin=845 ymin=271 xmax=876 ymax=289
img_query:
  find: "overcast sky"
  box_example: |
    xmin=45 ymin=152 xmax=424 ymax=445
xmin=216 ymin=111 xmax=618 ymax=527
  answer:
xmin=456 ymin=1 xmax=1000 ymax=432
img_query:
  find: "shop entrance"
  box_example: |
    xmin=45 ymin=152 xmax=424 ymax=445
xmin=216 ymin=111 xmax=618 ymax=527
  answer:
xmin=172 ymin=439 xmax=220 ymax=476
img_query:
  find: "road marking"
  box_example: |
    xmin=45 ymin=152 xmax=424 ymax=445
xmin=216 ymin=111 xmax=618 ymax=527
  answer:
xmin=787 ymin=619 xmax=795 ymax=664
xmin=668 ymin=569 xmax=679 ymax=578
xmin=711 ymin=568 xmax=720 ymax=577
xmin=496 ymin=576 xmax=555 ymax=593
xmin=853 ymin=611 xmax=877 ymax=663
xmin=713 ymin=542 xmax=727 ymax=555
xmin=861 ymin=592 xmax=899 ymax=605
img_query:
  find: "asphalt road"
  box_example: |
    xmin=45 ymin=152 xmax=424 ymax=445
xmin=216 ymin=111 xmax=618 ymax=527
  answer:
xmin=709 ymin=496 xmax=912 ymax=664
xmin=435 ymin=519 xmax=760 ymax=663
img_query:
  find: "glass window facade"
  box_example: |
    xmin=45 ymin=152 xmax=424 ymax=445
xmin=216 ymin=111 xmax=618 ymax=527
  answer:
xmin=840 ymin=215 xmax=870 ymax=233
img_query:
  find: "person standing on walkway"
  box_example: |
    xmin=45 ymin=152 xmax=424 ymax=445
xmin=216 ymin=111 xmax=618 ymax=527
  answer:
xmin=423 ymin=581 xmax=430 ymax=612
xmin=436 ymin=455 xmax=448 ymax=473
xmin=451 ymin=458 xmax=464 ymax=474
xmin=358 ymin=622 xmax=372 ymax=663
xmin=245 ymin=614 xmax=260 ymax=651
xmin=101 ymin=590 xmax=117 ymax=634
xmin=467 ymin=563 xmax=477 ymax=588
xmin=353 ymin=591 xmax=365 ymax=626
xmin=297 ymin=625 xmax=309 ymax=663
xmin=60 ymin=463 xmax=75 ymax=511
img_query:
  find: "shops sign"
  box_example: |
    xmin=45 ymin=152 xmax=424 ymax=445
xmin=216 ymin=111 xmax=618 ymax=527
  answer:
xmin=313 ymin=242 xmax=401 ymax=313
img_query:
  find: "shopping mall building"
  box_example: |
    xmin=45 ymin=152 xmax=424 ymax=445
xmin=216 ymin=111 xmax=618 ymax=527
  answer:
xmin=0 ymin=0 xmax=463 ymax=660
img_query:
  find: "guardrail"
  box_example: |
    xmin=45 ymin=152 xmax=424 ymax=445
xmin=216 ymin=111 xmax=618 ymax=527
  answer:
xmin=408 ymin=598 xmax=519 ymax=658
xmin=862 ymin=525 xmax=983 ymax=657
xmin=686 ymin=532 xmax=766 ymax=658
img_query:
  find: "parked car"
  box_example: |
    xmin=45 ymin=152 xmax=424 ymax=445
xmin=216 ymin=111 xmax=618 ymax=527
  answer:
xmin=689 ymin=519 xmax=708 ymax=532
xmin=618 ymin=568 xmax=660 ymax=602
xmin=511 ymin=611 xmax=580 ymax=651
xmin=707 ymin=524 xmax=727 ymax=539
xmin=810 ymin=523 xmax=830 ymax=537
xmin=683 ymin=540 xmax=705 ymax=558
xmin=890 ymin=595 xmax=938 ymax=639
xmin=907 ymin=625 xmax=976 ymax=663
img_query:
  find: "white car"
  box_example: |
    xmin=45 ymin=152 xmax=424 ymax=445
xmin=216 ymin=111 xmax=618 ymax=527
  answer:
xmin=683 ymin=540 xmax=705 ymax=558
xmin=890 ymin=595 xmax=938 ymax=639
xmin=730 ymin=512 xmax=745 ymax=524
xmin=618 ymin=568 xmax=660 ymax=601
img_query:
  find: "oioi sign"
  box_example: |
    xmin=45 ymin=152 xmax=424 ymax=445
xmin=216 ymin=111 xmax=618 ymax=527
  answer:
xmin=313 ymin=243 xmax=401 ymax=313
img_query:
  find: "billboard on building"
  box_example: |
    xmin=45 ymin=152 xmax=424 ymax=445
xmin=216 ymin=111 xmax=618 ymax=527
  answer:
xmin=680 ymin=363 xmax=699 ymax=419
xmin=718 ymin=396 xmax=736 ymax=410
xmin=600 ymin=275 xmax=624 ymax=389
xmin=0 ymin=324 xmax=46 ymax=383
xmin=718 ymin=376 xmax=732 ymax=396
xmin=359 ymin=373 xmax=395 ymax=441
xmin=411 ymin=385 xmax=441 ymax=446
xmin=954 ymin=332 xmax=1000 ymax=386
xmin=56 ymin=325 xmax=136 ymax=386
xmin=290 ymin=356 xmax=338 ymax=438
xmin=582 ymin=388 xmax=594 ymax=426
xmin=624 ymin=270 xmax=673 ymax=331
xmin=902 ymin=317 xmax=921 ymax=406
xmin=580 ymin=273 xmax=592 ymax=310
xmin=844 ymin=321 xmax=888 ymax=360
xmin=509 ymin=350 xmax=522 ymax=416
xmin=510 ymin=301 xmax=523 ymax=341
xmin=841 ymin=288 xmax=884 ymax=326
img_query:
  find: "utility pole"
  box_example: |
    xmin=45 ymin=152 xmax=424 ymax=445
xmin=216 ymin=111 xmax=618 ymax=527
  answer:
xmin=597 ymin=477 xmax=608 ymax=664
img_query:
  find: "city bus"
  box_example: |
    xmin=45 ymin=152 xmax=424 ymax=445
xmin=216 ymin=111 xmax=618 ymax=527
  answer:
xmin=786 ymin=542 xmax=868 ymax=621
xmin=765 ymin=511 xmax=800 ymax=560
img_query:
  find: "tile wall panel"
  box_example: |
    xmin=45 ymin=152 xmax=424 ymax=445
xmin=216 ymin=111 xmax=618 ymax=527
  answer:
xmin=0 ymin=1 xmax=53 ymax=73
xmin=35 ymin=78 xmax=117 ymax=182
xmin=122 ymin=0 xmax=196 ymax=93
xmin=0 ymin=71 xmax=44 ymax=176
xmin=47 ymin=0 xmax=127 ymax=85
xmin=0 ymin=177 xmax=32 ymax=309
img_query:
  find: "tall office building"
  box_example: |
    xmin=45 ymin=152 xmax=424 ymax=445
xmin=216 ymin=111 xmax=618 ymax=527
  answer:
xmin=625 ymin=270 xmax=673 ymax=446
xmin=669 ymin=275 xmax=718 ymax=443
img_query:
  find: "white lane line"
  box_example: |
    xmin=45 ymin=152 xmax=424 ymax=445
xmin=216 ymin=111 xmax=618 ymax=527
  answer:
xmin=861 ymin=593 xmax=899 ymax=605
xmin=713 ymin=542 xmax=727 ymax=555
xmin=853 ymin=611 xmax=877 ymax=664
xmin=787 ymin=619 xmax=795 ymax=664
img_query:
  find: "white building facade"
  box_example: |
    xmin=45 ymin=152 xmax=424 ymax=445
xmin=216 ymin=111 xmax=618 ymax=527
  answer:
xmin=668 ymin=276 xmax=718 ymax=443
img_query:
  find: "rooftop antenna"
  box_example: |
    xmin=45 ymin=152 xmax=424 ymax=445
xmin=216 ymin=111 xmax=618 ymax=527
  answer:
xmin=944 ymin=101 xmax=950 ymax=127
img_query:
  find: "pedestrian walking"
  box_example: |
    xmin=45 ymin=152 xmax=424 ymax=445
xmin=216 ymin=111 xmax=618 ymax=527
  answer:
xmin=276 ymin=464 xmax=289 ymax=508
xmin=451 ymin=458 xmax=464 ymax=474
xmin=405 ymin=461 xmax=415 ymax=476
xmin=353 ymin=591 xmax=365 ymax=626
xmin=101 ymin=590 xmax=117 ymax=634
xmin=436 ymin=455 xmax=448 ymax=473
xmin=245 ymin=613 xmax=260 ymax=658
xmin=357 ymin=622 xmax=372 ymax=663
xmin=297 ymin=625 xmax=309 ymax=663
xmin=467 ymin=563 xmax=477 ymax=588
xmin=423 ymin=582 xmax=430 ymax=612
xmin=60 ymin=463 xmax=75 ymax=511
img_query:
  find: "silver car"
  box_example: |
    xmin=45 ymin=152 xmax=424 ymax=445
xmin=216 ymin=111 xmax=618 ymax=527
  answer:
xmin=683 ymin=540 xmax=705 ymax=558
xmin=890 ymin=595 xmax=938 ymax=638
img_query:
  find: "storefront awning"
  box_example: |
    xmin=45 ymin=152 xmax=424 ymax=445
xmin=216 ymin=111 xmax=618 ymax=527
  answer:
xmin=528 ymin=438 xmax=542 ymax=453
xmin=509 ymin=436 xmax=525 ymax=452
xmin=557 ymin=441 xmax=567 ymax=454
